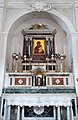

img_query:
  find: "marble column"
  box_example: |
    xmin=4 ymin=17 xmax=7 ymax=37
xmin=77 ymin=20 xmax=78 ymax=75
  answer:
xmin=29 ymin=44 xmax=30 ymax=57
xmin=67 ymin=106 xmax=70 ymax=120
xmin=49 ymin=37 xmax=52 ymax=55
xmin=67 ymin=33 xmax=78 ymax=94
xmin=46 ymin=37 xmax=49 ymax=55
xmin=23 ymin=36 xmax=26 ymax=55
xmin=70 ymin=103 xmax=73 ymax=120
xmin=0 ymin=33 xmax=8 ymax=94
xmin=3 ymin=100 xmax=7 ymax=120
xmin=32 ymin=76 xmax=35 ymax=86
xmin=1 ymin=98 xmax=3 ymax=116
xmin=75 ymin=98 xmax=77 ymax=116
xmin=0 ymin=8 xmax=4 ymax=33
xmin=30 ymin=37 xmax=32 ymax=57
xmin=7 ymin=105 xmax=11 ymax=120
xmin=54 ymin=106 xmax=56 ymax=119
xmin=22 ymin=106 xmax=24 ymax=120
xmin=17 ymin=106 xmax=20 ymax=120
xmin=52 ymin=35 xmax=55 ymax=54
xmin=28 ymin=37 xmax=30 ymax=57
xmin=57 ymin=106 xmax=61 ymax=120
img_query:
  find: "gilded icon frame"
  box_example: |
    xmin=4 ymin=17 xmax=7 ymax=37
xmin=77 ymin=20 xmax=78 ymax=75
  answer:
xmin=32 ymin=37 xmax=46 ymax=61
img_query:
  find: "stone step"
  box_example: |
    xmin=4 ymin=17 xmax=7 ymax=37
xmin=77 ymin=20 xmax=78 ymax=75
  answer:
xmin=0 ymin=116 xmax=3 ymax=120
xmin=74 ymin=118 xmax=78 ymax=120
xmin=74 ymin=116 xmax=78 ymax=120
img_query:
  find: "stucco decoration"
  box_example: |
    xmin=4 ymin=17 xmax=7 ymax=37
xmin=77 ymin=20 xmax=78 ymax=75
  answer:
xmin=27 ymin=1 xmax=51 ymax=12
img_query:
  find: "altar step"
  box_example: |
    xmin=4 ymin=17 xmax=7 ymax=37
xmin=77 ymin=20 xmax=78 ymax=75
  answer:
xmin=0 ymin=116 xmax=3 ymax=120
xmin=74 ymin=116 xmax=78 ymax=120
xmin=23 ymin=118 xmax=55 ymax=120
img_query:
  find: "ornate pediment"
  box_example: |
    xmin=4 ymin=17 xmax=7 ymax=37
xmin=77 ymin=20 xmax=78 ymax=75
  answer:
xmin=28 ymin=24 xmax=49 ymax=30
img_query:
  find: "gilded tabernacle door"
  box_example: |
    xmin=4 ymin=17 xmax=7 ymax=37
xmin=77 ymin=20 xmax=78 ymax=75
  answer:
xmin=32 ymin=38 xmax=46 ymax=61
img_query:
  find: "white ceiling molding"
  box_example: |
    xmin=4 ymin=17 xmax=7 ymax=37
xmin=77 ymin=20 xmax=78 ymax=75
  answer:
xmin=5 ymin=0 xmax=78 ymax=9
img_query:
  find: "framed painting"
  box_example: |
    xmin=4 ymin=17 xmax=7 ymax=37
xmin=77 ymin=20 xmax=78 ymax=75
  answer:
xmin=32 ymin=38 xmax=46 ymax=61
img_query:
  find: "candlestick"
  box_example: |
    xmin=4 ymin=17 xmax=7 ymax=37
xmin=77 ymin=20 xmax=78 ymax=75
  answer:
xmin=23 ymin=55 xmax=27 ymax=72
xmin=18 ymin=52 xmax=23 ymax=72
xmin=55 ymin=53 xmax=60 ymax=72
xmin=29 ymin=45 xmax=30 ymax=57
xmin=46 ymin=57 xmax=49 ymax=71
xmin=12 ymin=53 xmax=16 ymax=72
xmin=47 ymin=45 xmax=49 ymax=55
xmin=51 ymin=54 xmax=55 ymax=72
xmin=21 ymin=45 xmax=23 ymax=56
xmin=15 ymin=55 xmax=19 ymax=73
xmin=59 ymin=54 xmax=66 ymax=72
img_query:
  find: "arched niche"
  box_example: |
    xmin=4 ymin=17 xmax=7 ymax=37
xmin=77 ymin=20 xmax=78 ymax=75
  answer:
xmin=5 ymin=10 xmax=75 ymax=72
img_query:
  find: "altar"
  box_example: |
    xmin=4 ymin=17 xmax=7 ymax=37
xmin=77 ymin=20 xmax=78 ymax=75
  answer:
xmin=1 ymin=29 xmax=77 ymax=120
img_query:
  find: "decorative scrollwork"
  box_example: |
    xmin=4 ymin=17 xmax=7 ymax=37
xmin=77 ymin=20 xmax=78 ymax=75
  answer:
xmin=27 ymin=1 xmax=51 ymax=12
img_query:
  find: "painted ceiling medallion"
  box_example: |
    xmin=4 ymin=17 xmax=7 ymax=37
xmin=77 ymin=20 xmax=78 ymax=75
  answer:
xmin=18 ymin=79 xmax=23 ymax=84
xmin=27 ymin=1 xmax=51 ymax=12
xmin=55 ymin=79 xmax=60 ymax=84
